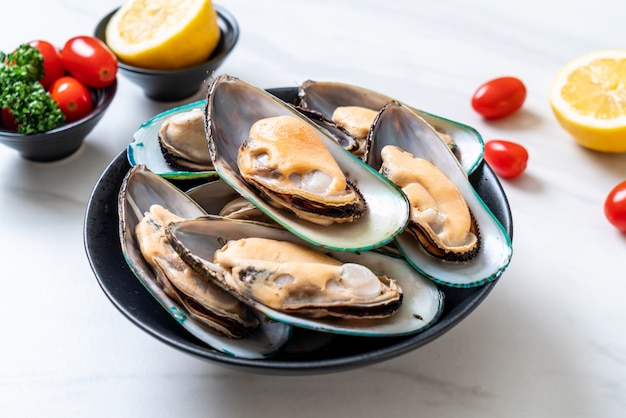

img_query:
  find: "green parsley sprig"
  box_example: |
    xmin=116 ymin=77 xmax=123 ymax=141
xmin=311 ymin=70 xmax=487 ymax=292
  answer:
xmin=0 ymin=44 xmax=65 ymax=134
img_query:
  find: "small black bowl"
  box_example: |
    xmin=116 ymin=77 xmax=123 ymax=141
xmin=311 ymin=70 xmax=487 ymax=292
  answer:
xmin=94 ymin=5 xmax=239 ymax=102
xmin=0 ymin=80 xmax=117 ymax=162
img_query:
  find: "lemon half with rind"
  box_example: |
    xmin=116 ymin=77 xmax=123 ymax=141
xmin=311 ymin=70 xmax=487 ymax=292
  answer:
xmin=550 ymin=50 xmax=626 ymax=153
xmin=105 ymin=0 xmax=221 ymax=71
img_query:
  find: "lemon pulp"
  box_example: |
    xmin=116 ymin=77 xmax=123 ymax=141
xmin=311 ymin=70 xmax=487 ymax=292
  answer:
xmin=106 ymin=0 xmax=221 ymax=70
xmin=550 ymin=50 xmax=626 ymax=153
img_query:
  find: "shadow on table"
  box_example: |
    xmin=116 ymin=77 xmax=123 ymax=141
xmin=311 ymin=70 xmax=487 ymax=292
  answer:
xmin=186 ymin=272 xmax=593 ymax=418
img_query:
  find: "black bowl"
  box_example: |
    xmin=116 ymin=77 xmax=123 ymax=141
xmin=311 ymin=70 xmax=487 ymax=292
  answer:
xmin=0 ymin=80 xmax=117 ymax=162
xmin=94 ymin=5 xmax=239 ymax=102
xmin=84 ymin=87 xmax=513 ymax=375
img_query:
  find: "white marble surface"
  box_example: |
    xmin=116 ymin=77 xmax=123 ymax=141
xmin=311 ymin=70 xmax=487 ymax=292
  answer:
xmin=1 ymin=0 xmax=626 ymax=416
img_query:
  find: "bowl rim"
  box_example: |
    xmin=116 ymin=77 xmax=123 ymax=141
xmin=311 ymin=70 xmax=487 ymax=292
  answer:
xmin=94 ymin=4 xmax=240 ymax=75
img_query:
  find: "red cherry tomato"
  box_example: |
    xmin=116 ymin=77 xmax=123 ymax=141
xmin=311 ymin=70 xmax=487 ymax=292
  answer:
xmin=49 ymin=76 xmax=93 ymax=123
xmin=1 ymin=108 xmax=18 ymax=131
xmin=484 ymin=140 xmax=528 ymax=179
xmin=61 ymin=36 xmax=117 ymax=88
xmin=604 ymin=181 xmax=626 ymax=232
xmin=471 ymin=77 xmax=526 ymax=119
xmin=28 ymin=40 xmax=66 ymax=89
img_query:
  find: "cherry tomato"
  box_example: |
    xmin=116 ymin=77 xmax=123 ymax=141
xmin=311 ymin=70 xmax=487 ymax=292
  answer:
xmin=28 ymin=40 xmax=66 ymax=89
xmin=49 ymin=76 xmax=93 ymax=123
xmin=61 ymin=36 xmax=117 ymax=88
xmin=471 ymin=77 xmax=526 ymax=119
xmin=484 ymin=140 xmax=528 ymax=179
xmin=604 ymin=181 xmax=626 ymax=232
xmin=1 ymin=108 xmax=18 ymax=131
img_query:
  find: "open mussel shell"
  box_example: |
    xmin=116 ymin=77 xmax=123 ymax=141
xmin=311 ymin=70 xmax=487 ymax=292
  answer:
xmin=298 ymin=80 xmax=485 ymax=174
xmin=187 ymin=179 xmax=405 ymax=260
xmin=187 ymin=179 xmax=275 ymax=224
xmin=205 ymin=74 xmax=409 ymax=252
xmin=166 ymin=216 xmax=444 ymax=337
xmin=127 ymin=101 xmax=219 ymax=180
xmin=118 ymin=165 xmax=292 ymax=358
xmin=187 ymin=178 xmax=243 ymax=214
xmin=366 ymin=102 xmax=513 ymax=288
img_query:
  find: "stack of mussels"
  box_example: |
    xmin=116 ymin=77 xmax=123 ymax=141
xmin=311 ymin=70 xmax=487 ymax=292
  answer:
xmin=118 ymin=74 xmax=513 ymax=359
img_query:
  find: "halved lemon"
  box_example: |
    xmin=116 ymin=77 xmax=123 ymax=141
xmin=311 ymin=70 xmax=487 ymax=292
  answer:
xmin=549 ymin=50 xmax=626 ymax=153
xmin=105 ymin=0 xmax=221 ymax=70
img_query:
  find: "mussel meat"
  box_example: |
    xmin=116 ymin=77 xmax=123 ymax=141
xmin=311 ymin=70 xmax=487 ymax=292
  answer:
xmin=158 ymin=108 xmax=213 ymax=172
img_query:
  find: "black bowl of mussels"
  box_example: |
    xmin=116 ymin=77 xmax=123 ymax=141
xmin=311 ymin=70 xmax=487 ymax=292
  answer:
xmin=84 ymin=79 xmax=513 ymax=374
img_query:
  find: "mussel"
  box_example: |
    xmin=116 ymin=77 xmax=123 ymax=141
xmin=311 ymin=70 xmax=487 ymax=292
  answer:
xmin=298 ymin=80 xmax=484 ymax=174
xmin=134 ymin=203 xmax=260 ymax=337
xmin=236 ymin=114 xmax=367 ymax=225
xmin=365 ymin=102 xmax=513 ymax=287
xmin=118 ymin=164 xmax=292 ymax=358
xmin=378 ymin=144 xmax=480 ymax=262
xmin=158 ymin=108 xmax=214 ymax=172
xmin=205 ymin=74 xmax=410 ymax=252
xmin=127 ymin=101 xmax=218 ymax=180
xmin=178 ymin=232 xmax=403 ymax=320
xmin=166 ymin=216 xmax=443 ymax=336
